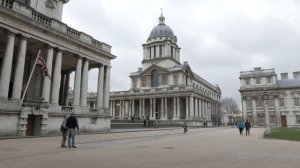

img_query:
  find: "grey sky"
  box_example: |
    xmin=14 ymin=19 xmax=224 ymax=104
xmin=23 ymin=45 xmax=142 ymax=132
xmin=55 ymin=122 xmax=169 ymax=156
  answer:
xmin=62 ymin=0 xmax=300 ymax=107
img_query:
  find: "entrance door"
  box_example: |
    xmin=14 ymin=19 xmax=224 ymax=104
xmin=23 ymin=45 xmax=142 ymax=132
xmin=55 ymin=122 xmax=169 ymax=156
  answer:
xmin=26 ymin=115 xmax=35 ymax=136
xmin=281 ymin=115 xmax=287 ymax=127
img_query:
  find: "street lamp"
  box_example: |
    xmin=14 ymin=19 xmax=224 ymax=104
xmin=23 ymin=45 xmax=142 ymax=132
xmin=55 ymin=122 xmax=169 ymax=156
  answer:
xmin=263 ymin=89 xmax=271 ymax=135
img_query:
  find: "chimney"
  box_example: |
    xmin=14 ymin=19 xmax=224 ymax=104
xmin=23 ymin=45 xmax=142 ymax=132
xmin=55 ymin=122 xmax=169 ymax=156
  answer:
xmin=293 ymin=71 xmax=300 ymax=79
xmin=281 ymin=73 xmax=288 ymax=80
xmin=138 ymin=67 xmax=142 ymax=72
xmin=183 ymin=61 xmax=188 ymax=65
xmin=253 ymin=67 xmax=262 ymax=71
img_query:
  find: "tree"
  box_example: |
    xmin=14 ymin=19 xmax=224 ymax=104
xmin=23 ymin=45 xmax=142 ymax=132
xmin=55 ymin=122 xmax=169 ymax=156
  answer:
xmin=221 ymin=97 xmax=240 ymax=115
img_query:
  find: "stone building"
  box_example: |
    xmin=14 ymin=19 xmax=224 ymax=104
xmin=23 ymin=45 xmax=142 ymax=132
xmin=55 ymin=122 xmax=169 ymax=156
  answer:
xmin=106 ymin=13 xmax=222 ymax=126
xmin=0 ymin=0 xmax=115 ymax=136
xmin=239 ymin=67 xmax=300 ymax=127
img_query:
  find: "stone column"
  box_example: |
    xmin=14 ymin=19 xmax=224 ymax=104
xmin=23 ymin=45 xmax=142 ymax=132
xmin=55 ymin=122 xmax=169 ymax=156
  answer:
xmin=97 ymin=64 xmax=104 ymax=110
xmin=190 ymin=96 xmax=194 ymax=118
xmin=160 ymin=98 xmax=164 ymax=119
xmin=153 ymin=98 xmax=156 ymax=119
xmin=177 ymin=97 xmax=180 ymax=119
xmin=149 ymin=98 xmax=152 ymax=119
xmin=195 ymin=98 xmax=199 ymax=118
xmin=186 ymin=97 xmax=189 ymax=119
xmin=242 ymin=99 xmax=247 ymax=121
xmin=139 ymin=99 xmax=142 ymax=118
xmin=41 ymin=46 xmax=54 ymax=102
xmin=63 ymin=72 xmax=70 ymax=106
xmin=80 ymin=58 xmax=89 ymax=107
xmin=142 ymin=98 xmax=145 ymax=118
xmin=12 ymin=36 xmax=27 ymax=99
xmin=104 ymin=65 xmax=111 ymax=109
xmin=164 ymin=97 xmax=168 ymax=119
xmin=274 ymin=98 xmax=280 ymax=126
xmin=73 ymin=56 xmax=82 ymax=106
xmin=252 ymin=99 xmax=257 ymax=124
xmin=50 ymin=50 xmax=62 ymax=105
xmin=173 ymin=97 xmax=177 ymax=119
xmin=0 ymin=32 xmax=15 ymax=98
xmin=132 ymin=99 xmax=135 ymax=118
xmin=112 ymin=100 xmax=115 ymax=118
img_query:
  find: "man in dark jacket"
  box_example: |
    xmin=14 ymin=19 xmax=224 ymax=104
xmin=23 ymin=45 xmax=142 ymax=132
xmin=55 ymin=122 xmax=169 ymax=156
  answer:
xmin=244 ymin=120 xmax=251 ymax=136
xmin=66 ymin=112 xmax=79 ymax=148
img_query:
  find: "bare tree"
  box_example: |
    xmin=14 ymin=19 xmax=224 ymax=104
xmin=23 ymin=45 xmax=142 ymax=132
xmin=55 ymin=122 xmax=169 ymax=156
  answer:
xmin=221 ymin=97 xmax=240 ymax=115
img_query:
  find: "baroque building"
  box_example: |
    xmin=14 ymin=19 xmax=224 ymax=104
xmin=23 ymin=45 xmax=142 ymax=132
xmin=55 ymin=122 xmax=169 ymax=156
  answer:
xmin=239 ymin=67 xmax=300 ymax=127
xmin=0 ymin=0 xmax=115 ymax=136
xmin=107 ymin=13 xmax=222 ymax=126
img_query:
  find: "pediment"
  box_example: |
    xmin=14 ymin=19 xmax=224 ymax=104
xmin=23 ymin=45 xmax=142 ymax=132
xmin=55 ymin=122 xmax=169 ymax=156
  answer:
xmin=140 ymin=64 xmax=169 ymax=76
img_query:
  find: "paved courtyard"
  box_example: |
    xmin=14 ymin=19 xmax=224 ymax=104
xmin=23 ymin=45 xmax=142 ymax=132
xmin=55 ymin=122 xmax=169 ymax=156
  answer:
xmin=0 ymin=127 xmax=299 ymax=168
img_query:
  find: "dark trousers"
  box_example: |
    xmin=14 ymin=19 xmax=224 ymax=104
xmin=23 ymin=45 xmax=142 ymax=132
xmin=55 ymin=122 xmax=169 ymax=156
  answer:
xmin=245 ymin=128 xmax=250 ymax=135
xmin=61 ymin=130 xmax=67 ymax=147
xmin=239 ymin=128 xmax=243 ymax=135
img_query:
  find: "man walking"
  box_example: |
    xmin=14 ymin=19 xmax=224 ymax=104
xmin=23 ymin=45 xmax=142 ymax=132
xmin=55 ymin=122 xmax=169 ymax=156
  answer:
xmin=66 ymin=112 xmax=79 ymax=148
xmin=244 ymin=120 xmax=251 ymax=136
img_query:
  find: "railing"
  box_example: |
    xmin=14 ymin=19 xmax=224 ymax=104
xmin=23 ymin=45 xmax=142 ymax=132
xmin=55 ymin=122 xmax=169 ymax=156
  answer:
xmin=62 ymin=106 xmax=74 ymax=113
xmin=32 ymin=11 xmax=51 ymax=27
xmin=67 ymin=27 xmax=80 ymax=39
xmin=89 ymin=108 xmax=98 ymax=114
xmin=0 ymin=0 xmax=13 ymax=8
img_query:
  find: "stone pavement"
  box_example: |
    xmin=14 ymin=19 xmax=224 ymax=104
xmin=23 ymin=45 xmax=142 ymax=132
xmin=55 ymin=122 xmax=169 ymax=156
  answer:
xmin=0 ymin=127 xmax=300 ymax=168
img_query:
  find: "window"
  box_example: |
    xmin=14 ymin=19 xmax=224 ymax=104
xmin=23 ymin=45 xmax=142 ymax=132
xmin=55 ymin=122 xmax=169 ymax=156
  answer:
xmin=151 ymin=70 xmax=158 ymax=87
xmin=279 ymin=98 xmax=285 ymax=107
xmin=171 ymin=46 xmax=173 ymax=58
xmin=159 ymin=45 xmax=162 ymax=57
xmin=267 ymin=77 xmax=272 ymax=83
xmin=294 ymin=98 xmax=300 ymax=106
xmin=245 ymin=79 xmax=250 ymax=85
xmin=256 ymin=100 xmax=263 ymax=108
xmin=256 ymin=78 xmax=260 ymax=84
xmin=154 ymin=46 xmax=156 ymax=58
xmin=268 ymin=99 xmax=274 ymax=107
xmin=149 ymin=47 xmax=152 ymax=59
xmin=246 ymin=100 xmax=252 ymax=109
xmin=296 ymin=115 xmax=300 ymax=124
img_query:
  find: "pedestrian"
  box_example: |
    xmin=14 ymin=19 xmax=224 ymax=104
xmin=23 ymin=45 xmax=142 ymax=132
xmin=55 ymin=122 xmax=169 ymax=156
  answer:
xmin=244 ymin=120 xmax=251 ymax=135
xmin=66 ymin=112 xmax=79 ymax=148
xmin=60 ymin=114 xmax=70 ymax=148
xmin=148 ymin=119 xmax=151 ymax=127
xmin=237 ymin=120 xmax=244 ymax=135
xmin=182 ymin=122 xmax=188 ymax=134
xmin=155 ymin=119 xmax=158 ymax=129
xmin=143 ymin=118 xmax=147 ymax=127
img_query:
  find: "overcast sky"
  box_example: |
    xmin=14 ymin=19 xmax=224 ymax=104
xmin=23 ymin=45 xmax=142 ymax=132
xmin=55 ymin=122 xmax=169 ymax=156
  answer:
xmin=62 ymin=0 xmax=300 ymax=107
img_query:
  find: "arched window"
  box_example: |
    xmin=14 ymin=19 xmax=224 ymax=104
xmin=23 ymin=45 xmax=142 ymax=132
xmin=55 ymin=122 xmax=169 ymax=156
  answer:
xmin=151 ymin=69 xmax=158 ymax=87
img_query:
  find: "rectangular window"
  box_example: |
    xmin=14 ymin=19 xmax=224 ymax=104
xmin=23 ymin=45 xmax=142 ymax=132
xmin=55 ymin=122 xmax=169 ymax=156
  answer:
xmin=256 ymin=78 xmax=260 ymax=84
xmin=245 ymin=79 xmax=250 ymax=85
xmin=159 ymin=45 xmax=162 ymax=57
xmin=256 ymin=100 xmax=263 ymax=108
xmin=268 ymin=99 xmax=274 ymax=107
xmin=296 ymin=115 xmax=300 ymax=124
xmin=246 ymin=100 xmax=252 ymax=109
xmin=154 ymin=46 xmax=156 ymax=58
xmin=279 ymin=98 xmax=285 ymax=107
xmin=149 ymin=47 xmax=151 ymax=59
xmin=294 ymin=98 xmax=300 ymax=106
xmin=171 ymin=46 xmax=173 ymax=58
xmin=267 ymin=77 xmax=272 ymax=83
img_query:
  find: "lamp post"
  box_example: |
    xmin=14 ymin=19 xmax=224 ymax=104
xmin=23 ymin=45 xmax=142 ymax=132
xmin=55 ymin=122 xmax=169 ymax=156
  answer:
xmin=263 ymin=89 xmax=271 ymax=135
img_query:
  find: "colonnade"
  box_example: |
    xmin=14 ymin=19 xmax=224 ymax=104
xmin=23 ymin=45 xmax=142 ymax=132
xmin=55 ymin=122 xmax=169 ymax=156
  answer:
xmin=108 ymin=95 xmax=220 ymax=121
xmin=0 ymin=31 xmax=111 ymax=113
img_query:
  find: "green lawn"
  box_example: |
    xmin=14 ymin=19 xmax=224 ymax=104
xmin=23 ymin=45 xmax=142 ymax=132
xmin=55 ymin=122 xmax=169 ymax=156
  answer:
xmin=264 ymin=128 xmax=300 ymax=141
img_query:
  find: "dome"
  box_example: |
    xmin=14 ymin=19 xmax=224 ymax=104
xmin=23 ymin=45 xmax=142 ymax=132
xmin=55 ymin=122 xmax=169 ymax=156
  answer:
xmin=147 ymin=14 xmax=175 ymax=40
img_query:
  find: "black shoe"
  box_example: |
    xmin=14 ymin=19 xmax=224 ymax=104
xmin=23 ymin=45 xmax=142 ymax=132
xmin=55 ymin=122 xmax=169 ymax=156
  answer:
xmin=72 ymin=146 xmax=77 ymax=148
xmin=61 ymin=145 xmax=67 ymax=148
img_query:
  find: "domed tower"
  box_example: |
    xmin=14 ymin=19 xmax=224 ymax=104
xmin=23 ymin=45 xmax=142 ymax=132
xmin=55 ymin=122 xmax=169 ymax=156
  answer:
xmin=142 ymin=12 xmax=181 ymax=69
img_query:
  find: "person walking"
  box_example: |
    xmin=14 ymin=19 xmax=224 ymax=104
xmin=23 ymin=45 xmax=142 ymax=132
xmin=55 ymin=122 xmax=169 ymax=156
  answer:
xmin=66 ymin=112 xmax=79 ymax=148
xmin=182 ymin=122 xmax=188 ymax=134
xmin=60 ymin=114 xmax=70 ymax=148
xmin=244 ymin=120 xmax=251 ymax=136
xmin=237 ymin=120 xmax=244 ymax=135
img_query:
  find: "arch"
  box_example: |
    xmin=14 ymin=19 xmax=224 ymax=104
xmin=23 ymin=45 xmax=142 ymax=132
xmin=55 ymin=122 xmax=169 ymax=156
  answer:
xmin=151 ymin=69 xmax=158 ymax=87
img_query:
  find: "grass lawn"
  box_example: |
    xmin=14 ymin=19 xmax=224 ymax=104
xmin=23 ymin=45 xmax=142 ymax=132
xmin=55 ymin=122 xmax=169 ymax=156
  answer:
xmin=264 ymin=127 xmax=300 ymax=141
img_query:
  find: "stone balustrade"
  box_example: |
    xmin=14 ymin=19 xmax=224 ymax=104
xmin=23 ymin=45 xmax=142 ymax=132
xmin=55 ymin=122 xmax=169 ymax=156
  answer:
xmin=2 ymin=0 xmax=111 ymax=53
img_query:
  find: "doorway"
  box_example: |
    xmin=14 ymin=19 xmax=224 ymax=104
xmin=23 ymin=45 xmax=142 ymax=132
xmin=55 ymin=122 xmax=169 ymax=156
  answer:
xmin=281 ymin=115 xmax=287 ymax=127
xmin=26 ymin=115 xmax=42 ymax=136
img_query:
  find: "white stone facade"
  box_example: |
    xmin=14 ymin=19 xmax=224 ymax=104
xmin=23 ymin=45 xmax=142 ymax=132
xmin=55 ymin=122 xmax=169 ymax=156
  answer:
xmin=105 ymin=14 xmax=222 ymax=126
xmin=239 ymin=67 xmax=300 ymax=127
xmin=0 ymin=0 xmax=115 ymax=136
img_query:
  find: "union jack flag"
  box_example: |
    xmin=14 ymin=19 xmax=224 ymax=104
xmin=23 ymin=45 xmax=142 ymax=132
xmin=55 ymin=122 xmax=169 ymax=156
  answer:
xmin=36 ymin=53 xmax=50 ymax=79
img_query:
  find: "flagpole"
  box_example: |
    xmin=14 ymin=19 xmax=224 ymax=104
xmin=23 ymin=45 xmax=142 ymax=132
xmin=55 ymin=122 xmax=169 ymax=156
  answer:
xmin=18 ymin=49 xmax=41 ymax=110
